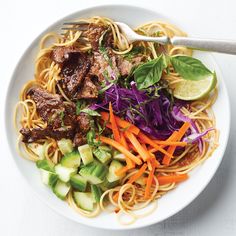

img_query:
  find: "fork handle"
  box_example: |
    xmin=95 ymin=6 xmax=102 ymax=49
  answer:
xmin=170 ymin=36 xmax=236 ymax=55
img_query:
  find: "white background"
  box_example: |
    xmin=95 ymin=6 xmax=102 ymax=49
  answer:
xmin=1 ymin=0 xmax=236 ymax=235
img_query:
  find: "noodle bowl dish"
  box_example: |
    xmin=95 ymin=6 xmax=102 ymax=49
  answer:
xmin=5 ymin=5 xmax=230 ymax=229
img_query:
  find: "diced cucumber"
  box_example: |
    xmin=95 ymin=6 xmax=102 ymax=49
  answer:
xmin=78 ymin=144 xmax=94 ymax=165
xmin=93 ymin=147 xmax=112 ymax=164
xmin=28 ymin=142 xmax=47 ymax=160
xmin=61 ymin=151 xmax=81 ymax=168
xmin=53 ymin=180 xmax=71 ymax=200
xmin=99 ymin=145 xmax=112 ymax=153
xmin=99 ymin=178 xmax=120 ymax=191
xmin=135 ymin=175 xmax=146 ymax=186
xmin=79 ymin=161 xmax=108 ymax=184
xmin=107 ymin=160 xmax=125 ymax=183
xmin=55 ymin=164 xmax=76 ymax=182
xmin=39 ymin=169 xmax=58 ymax=187
xmin=73 ymin=192 xmax=95 ymax=211
xmin=57 ymin=139 xmax=73 ymax=155
xmin=113 ymin=153 xmax=126 ymax=162
xmin=91 ymin=185 xmax=103 ymax=202
xmin=70 ymin=174 xmax=87 ymax=192
xmin=36 ymin=159 xmax=54 ymax=172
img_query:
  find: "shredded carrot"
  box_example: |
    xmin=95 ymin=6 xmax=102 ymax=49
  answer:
xmin=157 ymin=174 xmax=188 ymax=185
xmin=128 ymin=143 xmax=138 ymax=153
xmin=144 ymin=162 xmax=155 ymax=199
xmin=120 ymin=132 xmax=134 ymax=168
xmin=138 ymin=132 xmax=173 ymax=159
xmin=154 ymin=140 xmax=187 ymax=147
xmin=141 ymin=143 xmax=148 ymax=150
xmin=99 ymin=136 xmax=142 ymax=165
xmin=162 ymin=122 xmax=190 ymax=165
xmin=100 ymin=112 xmax=140 ymax=135
xmin=177 ymin=122 xmax=191 ymax=139
xmin=105 ymin=123 xmax=112 ymax=130
xmin=115 ymin=166 xmax=129 ymax=176
xmin=109 ymin=102 xmax=120 ymax=142
xmin=147 ymin=159 xmax=153 ymax=171
xmin=162 ymin=132 xmax=179 ymax=165
xmin=153 ymin=159 xmax=160 ymax=167
xmin=120 ymin=132 xmax=128 ymax=149
xmin=128 ymin=164 xmax=147 ymax=184
xmin=125 ymin=131 xmax=150 ymax=161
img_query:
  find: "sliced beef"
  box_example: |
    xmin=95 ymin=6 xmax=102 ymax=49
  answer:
xmin=86 ymin=23 xmax=113 ymax=50
xmin=73 ymin=113 xmax=90 ymax=146
xmin=77 ymin=113 xmax=90 ymax=133
xmin=20 ymin=87 xmax=77 ymax=143
xmin=89 ymin=50 xmax=145 ymax=81
xmin=51 ymin=46 xmax=81 ymax=64
xmin=77 ymin=77 xmax=98 ymax=99
xmin=73 ymin=132 xmax=87 ymax=146
xmin=58 ymin=51 xmax=91 ymax=100
xmin=116 ymin=55 xmax=146 ymax=77
xmin=20 ymin=126 xmax=74 ymax=143
xmin=28 ymin=87 xmax=63 ymax=122
xmin=28 ymin=87 xmax=76 ymax=128
xmin=89 ymin=50 xmax=120 ymax=82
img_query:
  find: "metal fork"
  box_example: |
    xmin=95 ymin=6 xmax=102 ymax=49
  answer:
xmin=62 ymin=21 xmax=236 ymax=55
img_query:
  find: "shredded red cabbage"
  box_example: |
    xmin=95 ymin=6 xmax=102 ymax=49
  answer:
xmin=90 ymin=82 xmax=213 ymax=153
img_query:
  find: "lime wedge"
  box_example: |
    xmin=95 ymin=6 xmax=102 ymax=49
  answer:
xmin=172 ymin=73 xmax=217 ymax=101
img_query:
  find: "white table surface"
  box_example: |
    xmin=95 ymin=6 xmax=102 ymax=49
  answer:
xmin=1 ymin=0 xmax=236 ymax=235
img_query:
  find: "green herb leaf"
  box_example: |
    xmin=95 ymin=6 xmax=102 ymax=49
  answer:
xmin=80 ymin=108 xmax=101 ymax=117
xmin=76 ymin=101 xmax=82 ymax=115
xmin=170 ymin=55 xmax=213 ymax=81
xmin=134 ymin=54 xmax=167 ymax=90
xmin=86 ymin=129 xmax=95 ymax=146
xmin=59 ymin=111 xmax=65 ymax=127
xmin=123 ymin=46 xmax=145 ymax=61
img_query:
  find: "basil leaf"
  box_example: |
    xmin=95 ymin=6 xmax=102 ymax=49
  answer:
xmin=80 ymin=108 xmax=101 ymax=117
xmin=170 ymin=55 xmax=213 ymax=81
xmin=134 ymin=54 xmax=167 ymax=90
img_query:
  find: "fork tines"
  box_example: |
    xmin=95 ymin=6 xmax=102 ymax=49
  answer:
xmin=63 ymin=21 xmax=89 ymax=25
xmin=62 ymin=21 xmax=89 ymax=31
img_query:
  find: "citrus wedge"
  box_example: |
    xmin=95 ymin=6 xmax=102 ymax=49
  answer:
xmin=172 ymin=73 xmax=217 ymax=101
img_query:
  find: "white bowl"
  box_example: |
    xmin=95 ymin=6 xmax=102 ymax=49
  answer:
xmin=5 ymin=4 xmax=230 ymax=230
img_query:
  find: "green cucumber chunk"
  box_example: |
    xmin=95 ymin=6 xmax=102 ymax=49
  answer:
xmin=78 ymin=144 xmax=94 ymax=165
xmin=73 ymin=192 xmax=95 ymax=211
xmin=39 ymin=169 xmax=58 ymax=187
xmin=79 ymin=161 xmax=108 ymax=184
xmin=91 ymin=185 xmax=103 ymax=202
xmin=99 ymin=145 xmax=112 ymax=152
xmin=57 ymin=139 xmax=73 ymax=155
xmin=61 ymin=151 xmax=81 ymax=168
xmin=107 ymin=160 xmax=125 ymax=183
xmin=70 ymin=174 xmax=87 ymax=192
xmin=36 ymin=159 xmax=54 ymax=172
xmin=93 ymin=146 xmax=112 ymax=164
xmin=53 ymin=180 xmax=71 ymax=200
xmin=55 ymin=164 xmax=77 ymax=182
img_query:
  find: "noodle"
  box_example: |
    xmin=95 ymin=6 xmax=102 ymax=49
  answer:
xmin=14 ymin=16 xmax=218 ymax=225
